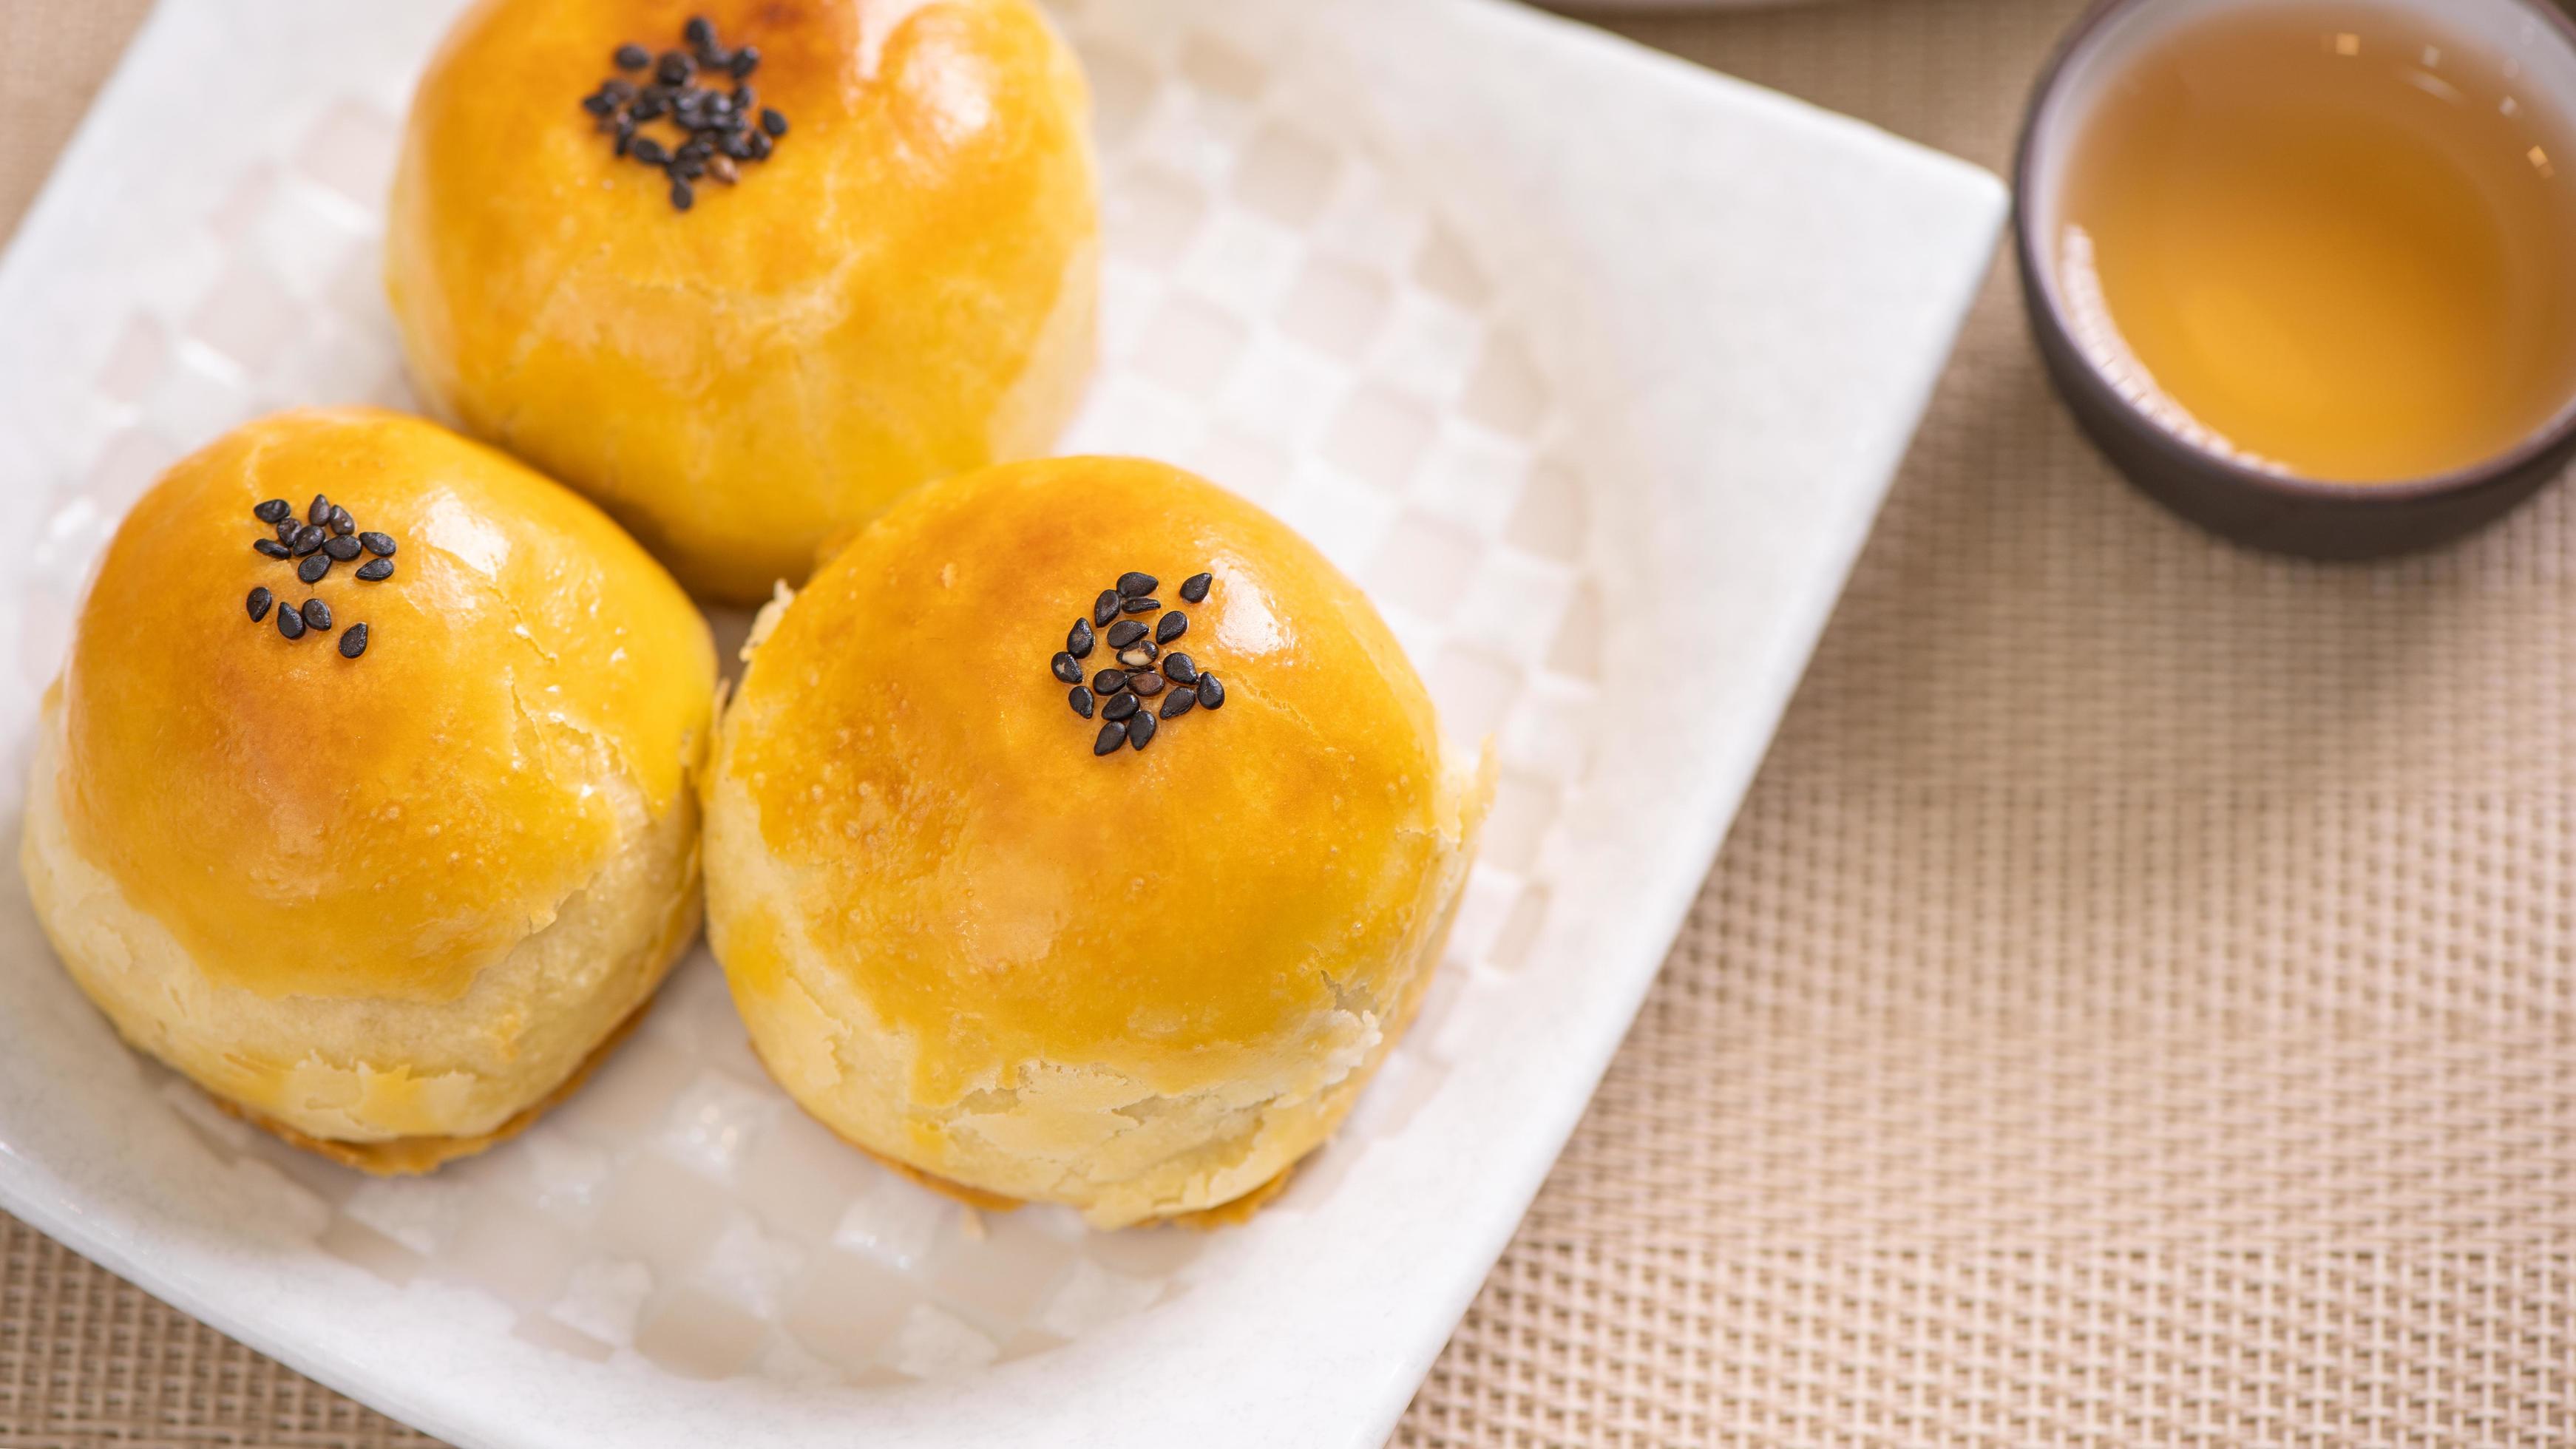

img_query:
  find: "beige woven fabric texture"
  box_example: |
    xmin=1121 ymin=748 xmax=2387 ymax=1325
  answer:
xmin=8 ymin=0 xmax=2575 ymax=1444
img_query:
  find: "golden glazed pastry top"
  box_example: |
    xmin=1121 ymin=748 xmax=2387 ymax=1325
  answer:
xmin=386 ymin=0 xmax=1098 ymax=601
xmin=54 ymin=408 xmax=714 ymax=1005
xmin=715 ymin=457 xmax=1465 ymax=1109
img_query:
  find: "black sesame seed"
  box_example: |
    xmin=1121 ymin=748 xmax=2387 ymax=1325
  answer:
xmin=1093 ymin=668 xmax=1127 ymax=695
xmin=308 ymin=494 xmax=331 ymax=526
xmin=683 ymin=16 xmax=714 ymax=47
xmin=1103 ymin=692 xmax=1138 ymax=721
xmin=1118 ymin=645 xmax=1156 ymax=669
xmin=747 ymin=129 xmax=773 ymax=161
xmin=632 ymin=89 xmax=667 ymax=121
xmin=298 ymin=553 xmax=331 ymax=585
xmin=1197 ymin=674 xmax=1225 ymax=710
xmin=1119 ymin=596 xmax=1159 ymax=615
xmin=760 ymin=106 xmax=787 ymax=137
xmin=359 ymin=532 xmax=395 ymax=557
xmin=1093 ymin=590 xmax=1120 ymax=628
xmin=1105 ymin=619 xmax=1145 ymax=649
xmin=1128 ymin=710 xmax=1158 ymax=750
xmin=356 ymin=557 xmax=395 ymax=582
xmin=291 ymin=524 xmax=325 ymax=556
xmin=1162 ymin=653 xmax=1198 ymax=685
xmin=674 ymin=157 xmax=707 ymax=182
xmin=277 ymin=605 xmax=305 ymax=640
xmin=277 ymin=519 xmax=299 ymax=543
xmin=603 ymin=78 xmax=635 ymax=104
xmin=1094 ymin=720 xmax=1128 ymax=755
xmin=671 ymin=178 xmax=695 ymax=211
xmin=1068 ymin=685 xmax=1094 ymax=719
xmin=615 ymin=42 xmax=651 ymax=69
xmin=721 ymin=131 xmax=755 ymax=161
xmin=254 ymin=498 xmax=291 ymax=524
xmin=323 ymin=535 xmax=362 ymax=561
xmin=1156 ymin=611 xmax=1187 ymax=645
xmin=245 ymin=586 xmax=273 ymax=622
xmin=1179 ymin=572 xmax=1211 ymax=603
xmin=1051 ymin=651 xmax=1083 ymax=685
xmin=582 ymin=89 xmax=617 ymax=118
xmin=634 ymin=135 xmax=668 ymax=165
xmin=253 ymin=538 xmax=291 ymax=559
xmin=1131 ymin=671 xmax=1165 ymax=697
xmin=1117 ymin=571 xmax=1157 ymax=597
xmin=300 ymin=599 xmax=332 ymax=631
xmin=339 ymin=622 xmax=369 ymax=659
xmin=1067 ymin=619 xmax=1094 ymax=658
xmin=732 ymin=47 xmax=760 ymax=79
xmin=657 ymin=50 xmax=694 ymax=86
xmin=1159 ymin=687 xmax=1196 ymax=719
xmin=329 ymin=506 xmax=354 ymax=536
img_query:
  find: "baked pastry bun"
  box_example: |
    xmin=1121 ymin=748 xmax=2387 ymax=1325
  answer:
xmin=386 ymin=0 xmax=1099 ymax=603
xmin=20 ymin=408 xmax=716 ymax=1173
xmin=703 ymin=457 xmax=1491 ymax=1227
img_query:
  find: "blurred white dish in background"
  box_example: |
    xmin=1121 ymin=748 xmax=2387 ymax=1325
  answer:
xmin=1548 ymin=0 xmax=1832 ymax=10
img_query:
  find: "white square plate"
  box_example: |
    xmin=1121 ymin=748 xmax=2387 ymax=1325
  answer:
xmin=0 ymin=1 xmax=2000 ymax=1444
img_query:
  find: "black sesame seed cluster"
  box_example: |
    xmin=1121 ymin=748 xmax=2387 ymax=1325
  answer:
xmin=582 ymin=16 xmax=788 ymax=212
xmin=245 ymin=494 xmax=394 ymax=659
xmin=1051 ymin=571 xmax=1223 ymax=756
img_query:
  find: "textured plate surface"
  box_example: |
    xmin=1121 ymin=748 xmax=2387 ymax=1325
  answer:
xmin=0 ymin=0 xmax=2000 ymax=1445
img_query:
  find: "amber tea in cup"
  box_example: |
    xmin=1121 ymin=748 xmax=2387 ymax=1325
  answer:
xmin=2053 ymin=1 xmax=2576 ymax=485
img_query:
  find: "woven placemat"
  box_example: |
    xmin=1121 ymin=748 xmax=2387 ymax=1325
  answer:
xmin=10 ymin=0 xmax=2575 ymax=1444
